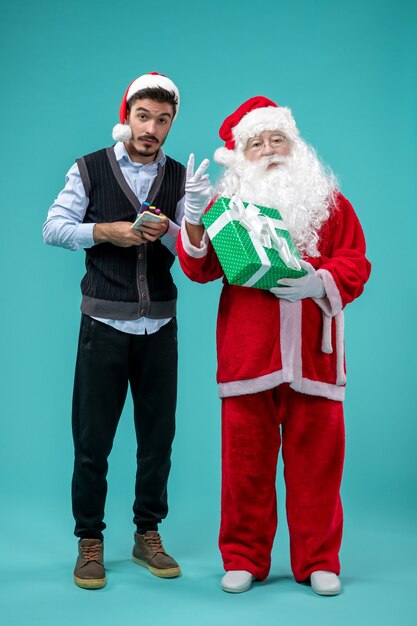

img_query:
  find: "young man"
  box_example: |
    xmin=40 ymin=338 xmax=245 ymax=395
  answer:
xmin=43 ymin=72 xmax=211 ymax=589
xmin=178 ymin=96 xmax=371 ymax=595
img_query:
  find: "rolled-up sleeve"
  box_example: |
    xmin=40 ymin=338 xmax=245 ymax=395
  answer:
xmin=42 ymin=163 xmax=95 ymax=250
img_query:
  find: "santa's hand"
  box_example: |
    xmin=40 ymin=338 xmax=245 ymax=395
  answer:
xmin=270 ymin=260 xmax=325 ymax=301
xmin=184 ymin=153 xmax=212 ymax=225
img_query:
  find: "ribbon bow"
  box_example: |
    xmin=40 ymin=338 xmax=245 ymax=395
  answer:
xmin=228 ymin=196 xmax=301 ymax=271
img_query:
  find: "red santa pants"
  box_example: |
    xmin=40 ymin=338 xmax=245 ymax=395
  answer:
xmin=219 ymin=384 xmax=345 ymax=582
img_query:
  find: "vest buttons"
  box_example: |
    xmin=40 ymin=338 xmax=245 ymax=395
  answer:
xmin=139 ymin=274 xmax=145 ymax=281
xmin=138 ymin=253 xmax=144 ymax=260
xmin=142 ymin=293 xmax=148 ymax=299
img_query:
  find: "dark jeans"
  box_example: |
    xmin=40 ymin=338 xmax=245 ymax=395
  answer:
xmin=71 ymin=314 xmax=178 ymax=540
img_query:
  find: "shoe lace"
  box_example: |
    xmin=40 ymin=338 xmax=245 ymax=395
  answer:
xmin=144 ymin=533 xmax=166 ymax=554
xmin=81 ymin=543 xmax=102 ymax=562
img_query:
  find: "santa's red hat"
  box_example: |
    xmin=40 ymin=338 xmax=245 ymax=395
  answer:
xmin=112 ymin=72 xmax=180 ymax=142
xmin=214 ymin=96 xmax=299 ymax=166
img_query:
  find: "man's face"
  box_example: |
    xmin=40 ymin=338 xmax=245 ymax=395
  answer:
xmin=244 ymin=130 xmax=291 ymax=167
xmin=125 ymin=98 xmax=174 ymax=163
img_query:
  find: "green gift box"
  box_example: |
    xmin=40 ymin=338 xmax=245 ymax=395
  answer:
xmin=201 ymin=196 xmax=307 ymax=290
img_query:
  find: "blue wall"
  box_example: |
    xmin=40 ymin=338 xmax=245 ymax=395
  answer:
xmin=0 ymin=0 xmax=416 ymax=623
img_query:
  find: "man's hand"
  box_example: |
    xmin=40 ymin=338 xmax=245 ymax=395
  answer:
xmin=94 ymin=221 xmax=151 ymax=247
xmin=138 ymin=215 xmax=169 ymax=241
xmin=270 ymin=260 xmax=325 ymax=301
xmin=184 ymin=153 xmax=212 ymax=225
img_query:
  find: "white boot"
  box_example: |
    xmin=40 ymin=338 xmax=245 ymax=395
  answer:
xmin=221 ymin=570 xmax=254 ymax=593
xmin=310 ymin=570 xmax=342 ymax=596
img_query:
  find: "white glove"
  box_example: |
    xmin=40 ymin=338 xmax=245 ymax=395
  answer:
xmin=184 ymin=153 xmax=212 ymax=225
xmin=270 ymin=259 xmax=325 ymax=301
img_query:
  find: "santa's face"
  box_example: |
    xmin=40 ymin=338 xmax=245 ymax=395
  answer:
xmin=125 ymin=98 xmax=173 ymax=163
xmin=244 ymin=130 xmax=291 ymax=168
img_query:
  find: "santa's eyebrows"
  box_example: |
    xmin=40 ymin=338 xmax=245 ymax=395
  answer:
xmin=248 ymin=131 xmax=287 ymax=142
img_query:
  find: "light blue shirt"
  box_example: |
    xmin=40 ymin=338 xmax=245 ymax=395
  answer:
xmin=43 ymin=142 xmax=185 ymax=335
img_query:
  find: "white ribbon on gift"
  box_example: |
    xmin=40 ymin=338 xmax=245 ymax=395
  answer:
xmin=206 ymin=195 xmax=301 ymax=287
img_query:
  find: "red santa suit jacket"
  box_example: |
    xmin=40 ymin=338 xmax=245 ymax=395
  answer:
xmin=177 ymin=192 xmax=371 ymax=401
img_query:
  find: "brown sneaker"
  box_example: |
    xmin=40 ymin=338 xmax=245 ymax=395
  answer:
xmin=73 ymin=538 xmax=106 ymax=589
xmin=132 ymin=531 xmax=181 ymax=578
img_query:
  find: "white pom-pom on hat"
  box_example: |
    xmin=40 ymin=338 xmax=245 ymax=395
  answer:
xmin=112 ymin=123 xmax=132 ymax=142
xmin=214 ymin=147 xmax=238 ymax=167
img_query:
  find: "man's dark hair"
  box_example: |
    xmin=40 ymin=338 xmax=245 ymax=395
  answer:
xmin=127 ymin=87 xmax=178 ymax=117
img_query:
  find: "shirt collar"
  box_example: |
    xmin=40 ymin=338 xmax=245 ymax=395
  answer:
xmin=114 ymin=142 xmax=166 ymax=167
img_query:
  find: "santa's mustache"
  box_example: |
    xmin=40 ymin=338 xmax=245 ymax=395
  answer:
xmin=262 ymin=155 xmax=288 ymax=166
xmin=245 ymin=154 xmax=289 ymax=172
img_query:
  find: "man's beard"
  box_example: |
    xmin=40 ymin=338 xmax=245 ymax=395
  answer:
xmin=216 ymin=140 xmax=337 ymax=257
xmin=129 ymin=134 xmax=165 ymax=158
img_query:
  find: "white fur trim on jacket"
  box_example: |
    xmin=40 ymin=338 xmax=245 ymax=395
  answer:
xmin=218 ymin=370 xmax=286 ymax=397
xmin=218 ymin=371 xmax=345 ymax=401
xmin=180 ymin=218 xmax=209 ymax=258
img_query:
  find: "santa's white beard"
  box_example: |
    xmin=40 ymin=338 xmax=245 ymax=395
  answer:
xmin=215 ymin=141 xmax=337 ymax=256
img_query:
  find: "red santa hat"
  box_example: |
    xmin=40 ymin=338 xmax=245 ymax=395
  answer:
xmin=214 ymin=96 xmax=299 ymax=167
xmin=112 ymin=72 xmax=180 ymax=142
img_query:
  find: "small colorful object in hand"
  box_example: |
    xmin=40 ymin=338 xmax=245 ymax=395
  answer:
xmin=132 ymin=203 xmax=164 ymax=230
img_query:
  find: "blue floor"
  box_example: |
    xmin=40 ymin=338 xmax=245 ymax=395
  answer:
xmin=1 ymin=502 xmax=416 ymax=626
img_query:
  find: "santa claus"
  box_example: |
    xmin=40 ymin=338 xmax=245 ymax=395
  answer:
xmin=177 ymin=96 xmax=371 ymax=595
